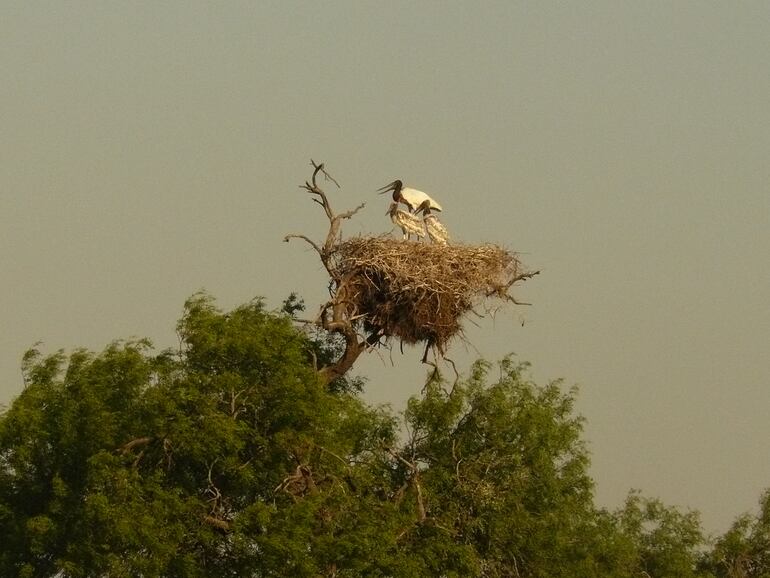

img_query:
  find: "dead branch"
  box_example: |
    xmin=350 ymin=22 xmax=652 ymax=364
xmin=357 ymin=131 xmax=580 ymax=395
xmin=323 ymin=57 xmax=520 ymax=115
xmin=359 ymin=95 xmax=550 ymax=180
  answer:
xmin=284 ymin=161 xmax=371 ymax=386
xmin=283 ymin=234 xmax=322 ymax=256
xmin=314 ymin=159 xmax=340 ymax=188
xmin=292 ymin=160 xmax=365 ymax=272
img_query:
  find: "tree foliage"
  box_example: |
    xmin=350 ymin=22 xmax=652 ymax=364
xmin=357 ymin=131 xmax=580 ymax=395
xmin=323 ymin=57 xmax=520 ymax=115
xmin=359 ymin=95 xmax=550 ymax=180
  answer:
xmin=609 ymin=491 xmax=707 ymax=578
xmin=702 ymin=490 xmax=770 ymax=578
xmin=0 ymin=293 xmax=763 ymax=576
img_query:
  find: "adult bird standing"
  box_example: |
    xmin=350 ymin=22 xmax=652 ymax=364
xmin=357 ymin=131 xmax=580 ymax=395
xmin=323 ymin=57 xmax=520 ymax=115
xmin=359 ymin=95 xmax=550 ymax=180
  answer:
xmin=378 ymin=180 xmax=443 ymax=213
xmin=387 ymin=202 xmax=426 ymax=240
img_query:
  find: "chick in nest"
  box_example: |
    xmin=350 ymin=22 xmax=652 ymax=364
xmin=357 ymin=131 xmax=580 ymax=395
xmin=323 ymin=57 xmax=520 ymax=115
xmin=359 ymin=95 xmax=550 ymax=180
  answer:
xmin=387 ymin=202 xmax=426 ymax=241
xmin=418 ymin=200 xmax=450 ymax=245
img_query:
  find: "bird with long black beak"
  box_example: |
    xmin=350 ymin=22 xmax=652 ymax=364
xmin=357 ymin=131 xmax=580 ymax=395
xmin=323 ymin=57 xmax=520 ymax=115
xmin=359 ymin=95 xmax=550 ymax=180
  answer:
xmin=417 ymin=200 xmax=450 ymax=245
xmin=378 ymin=179 xmax=443 ymax=214
xmin=387 ymin=202 xmax=426 ymax=241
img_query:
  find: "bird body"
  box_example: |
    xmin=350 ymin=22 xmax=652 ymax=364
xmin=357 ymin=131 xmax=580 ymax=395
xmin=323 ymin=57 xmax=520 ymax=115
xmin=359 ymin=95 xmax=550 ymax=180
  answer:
xmin=417 ymin=199 xmax=450 ymax=245
xmin=378 ymin=180 xmax=442 ymax=213
xmin=387 ymin=202 xmax=426 ymax=240
xmin=424 ymin=214 xmax=449 ymax=245
xmin=399 ymin=186 xmax=443 ymax=213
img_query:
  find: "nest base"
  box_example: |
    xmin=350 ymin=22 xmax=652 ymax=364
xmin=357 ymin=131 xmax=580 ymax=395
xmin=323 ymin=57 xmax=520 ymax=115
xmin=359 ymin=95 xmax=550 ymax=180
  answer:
xmin=330 ymin=236 xmax=531 ymax=354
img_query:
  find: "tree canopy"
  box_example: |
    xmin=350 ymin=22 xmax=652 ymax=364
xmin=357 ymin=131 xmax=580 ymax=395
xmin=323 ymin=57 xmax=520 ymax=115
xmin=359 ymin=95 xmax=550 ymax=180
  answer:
xmin=0 ymin=293 xmax=765 ymax=576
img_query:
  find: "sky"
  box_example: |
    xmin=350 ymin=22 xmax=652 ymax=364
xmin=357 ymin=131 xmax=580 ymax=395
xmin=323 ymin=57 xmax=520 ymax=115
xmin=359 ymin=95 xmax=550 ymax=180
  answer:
xmin=2 ymin=1 xmax=769 ymax=535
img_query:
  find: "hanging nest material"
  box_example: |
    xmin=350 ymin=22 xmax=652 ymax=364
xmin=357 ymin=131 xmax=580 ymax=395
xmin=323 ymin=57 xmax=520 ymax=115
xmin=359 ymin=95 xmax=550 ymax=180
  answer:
xmin=330 ymin=236 xmax=536 ymax=355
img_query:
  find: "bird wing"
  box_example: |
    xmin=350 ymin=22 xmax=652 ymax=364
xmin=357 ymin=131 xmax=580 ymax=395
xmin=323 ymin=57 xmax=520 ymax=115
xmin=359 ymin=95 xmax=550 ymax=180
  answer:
xmin=402 ymin=187 xmax=443 ymax=212
xmin=425 ymin=216 xmax=449 ymax=244
xmin=394 ymin=209 xmax=425 ymax=237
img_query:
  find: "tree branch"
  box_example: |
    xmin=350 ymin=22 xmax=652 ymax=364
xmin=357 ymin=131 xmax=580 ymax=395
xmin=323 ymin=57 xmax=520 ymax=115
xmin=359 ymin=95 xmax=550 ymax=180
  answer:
xmin=118 ymin=436 xmax=153 ymax=454
xmin=337 ymin=202 xmax=366 ymax=220
xmin=485 ymin=269 xmax=541 ymax=304
xmin=283 ymin=234 xmax=323 ymax=256
xmin=312 ymin=159 xmax=340 ymax=188
xmin=385 ymin=446 xmax=427 ymax=522
xmin=285 ymin=161 xmax=376 ymax=386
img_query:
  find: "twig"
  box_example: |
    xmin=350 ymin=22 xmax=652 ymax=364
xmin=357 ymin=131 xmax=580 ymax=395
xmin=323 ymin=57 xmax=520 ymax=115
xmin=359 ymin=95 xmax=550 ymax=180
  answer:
xmin=311 ymin=159 xmax=340 ymax=188
xmin=283 ymin=234 xmax=322 ymax=256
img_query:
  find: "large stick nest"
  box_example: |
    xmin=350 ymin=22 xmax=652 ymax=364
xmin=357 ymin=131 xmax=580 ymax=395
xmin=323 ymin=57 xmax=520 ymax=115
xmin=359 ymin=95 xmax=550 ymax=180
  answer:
xmin=330 ymin=236 xmax=534 ymax=353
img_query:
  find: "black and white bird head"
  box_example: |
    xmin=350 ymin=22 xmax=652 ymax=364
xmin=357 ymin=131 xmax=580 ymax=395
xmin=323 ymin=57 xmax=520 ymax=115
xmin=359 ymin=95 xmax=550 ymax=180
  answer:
xmin=377 ymin=180 xmax=404 ymax=202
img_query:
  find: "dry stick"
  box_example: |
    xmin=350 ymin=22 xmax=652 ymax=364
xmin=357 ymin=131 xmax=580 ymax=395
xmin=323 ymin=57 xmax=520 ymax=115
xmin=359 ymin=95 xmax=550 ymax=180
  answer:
xmin=443 ymin=356 xmax=460 ymax=389
xmin=282 ymin=234 xmax=322 ymax=256
xmin=314 ymin=159 xmax=341 ymax=189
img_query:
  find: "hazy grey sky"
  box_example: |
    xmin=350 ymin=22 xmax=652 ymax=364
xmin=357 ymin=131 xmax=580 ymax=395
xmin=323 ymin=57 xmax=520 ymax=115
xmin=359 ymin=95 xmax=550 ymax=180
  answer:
xmin=2 ymin=1 xmax=769 ymax=534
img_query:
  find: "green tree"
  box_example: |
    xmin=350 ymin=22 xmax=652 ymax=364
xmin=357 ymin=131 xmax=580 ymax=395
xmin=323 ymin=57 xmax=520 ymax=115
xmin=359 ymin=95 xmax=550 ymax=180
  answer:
xmin=702 ymin=489 xmax=770 ymax=578
xmin=0 ymin=294 xmax=396 ymax=576
xmin=386 ymin=358 xmax=600 ymax=576
xmin=610 ymin=491 xmax=708 ymax=578
xmin=0 ymin=293 xmax=721 ymax=577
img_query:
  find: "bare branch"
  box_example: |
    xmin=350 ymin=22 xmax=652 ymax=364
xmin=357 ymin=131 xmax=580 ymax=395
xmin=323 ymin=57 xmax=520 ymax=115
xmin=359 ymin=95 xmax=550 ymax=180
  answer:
xmin=283 ymin=234 xmax=323 ymax=256
xmin=443 ymin=356 xmax=460 ymax=389
xmin=309 ymin=160 xmax=324 ymax=188
xmin=311 ymin=158 xmax=340 ymax=188
xmin=514 ymin=269 xmax=541 ymax=282
xmin=337 ymin=202 xmax=366 ymax=220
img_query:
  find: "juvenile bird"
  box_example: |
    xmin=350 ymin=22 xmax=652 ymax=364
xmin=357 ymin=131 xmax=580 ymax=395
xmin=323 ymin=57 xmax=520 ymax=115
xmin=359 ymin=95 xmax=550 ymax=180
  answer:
xmin=387 ymin=202 xmax=426 ymax=240
xmin=418 ymin=200 xmax=449 ymax=245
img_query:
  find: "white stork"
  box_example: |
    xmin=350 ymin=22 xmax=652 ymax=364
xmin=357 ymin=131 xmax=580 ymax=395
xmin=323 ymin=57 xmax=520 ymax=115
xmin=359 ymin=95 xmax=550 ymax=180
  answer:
xmin=387 ymin=202 xmax=426 ymax=240
xmin=378 ymin=180 xmax=443 ymax=213
xmin=418 ymin=200 xmax=450 ymax=246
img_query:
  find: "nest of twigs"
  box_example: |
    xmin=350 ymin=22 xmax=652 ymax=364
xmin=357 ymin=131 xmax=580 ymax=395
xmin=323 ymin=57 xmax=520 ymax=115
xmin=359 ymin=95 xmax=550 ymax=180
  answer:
xmin=330 ymin=236 xmax=533 ymax=353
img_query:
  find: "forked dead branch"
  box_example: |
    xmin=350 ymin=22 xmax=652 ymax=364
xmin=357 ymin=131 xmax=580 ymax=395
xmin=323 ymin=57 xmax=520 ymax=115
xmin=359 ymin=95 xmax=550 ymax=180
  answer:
xmin=284 ymin=161 xmax=539 ymax=385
